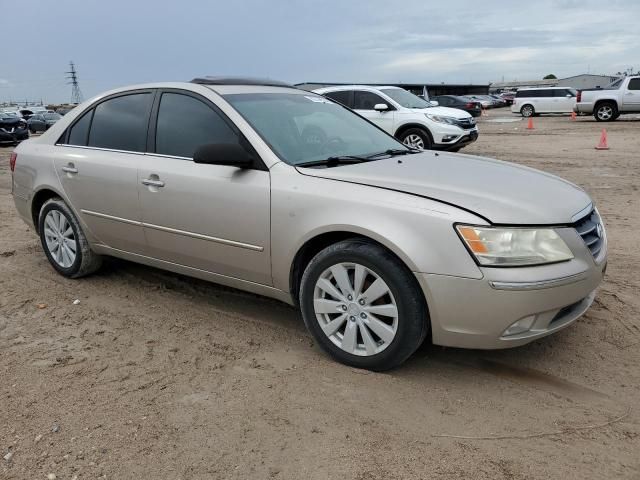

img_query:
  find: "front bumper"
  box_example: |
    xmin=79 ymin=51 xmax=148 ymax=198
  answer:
xmin=0 ymin=128 xmax=29 ymax=144
xmin=432 ymin=128 xmax=478 ymax=151
xmin=416 ymin=227 xmax=607 ymax=349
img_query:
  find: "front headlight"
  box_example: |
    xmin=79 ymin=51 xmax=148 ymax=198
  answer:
xmin=425 ymin=114 xmax=457 ymax=125
xmin=456 ymin=225 xmax=573 ymax=266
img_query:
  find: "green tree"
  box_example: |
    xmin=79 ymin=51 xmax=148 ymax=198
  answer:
xmin=543 ymin=74 xmax=557 ymax=79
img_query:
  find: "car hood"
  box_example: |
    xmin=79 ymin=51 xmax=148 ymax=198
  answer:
xmin=409 ymin=106 xmax=471 ymax=118
xmin=296 ymin=151 xmax=591 ymax=225
xmin=0 ymin=118 xmax=21 ymax=128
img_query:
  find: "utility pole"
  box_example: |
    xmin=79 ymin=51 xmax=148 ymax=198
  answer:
xmin=65 ymin=61 xmax=84 ymax=104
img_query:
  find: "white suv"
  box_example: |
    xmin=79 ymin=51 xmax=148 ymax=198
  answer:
xmin=313 ymin=85 xmax=478 ymax=151
xmin=511 ymin=87 xmax=577 ymax=117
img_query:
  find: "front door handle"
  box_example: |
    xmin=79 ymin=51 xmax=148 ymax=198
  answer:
xmin=141 ymin=178 xmax=165 ymax=188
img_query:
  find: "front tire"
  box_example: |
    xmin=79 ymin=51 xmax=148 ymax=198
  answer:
xmin=38 ymin=198 xmax=102 ymax=278
xmin=594 ymin=102 xmax=617 ymax=122
xmin=299 ymin=240 xmax=429 ymax=371
xmin=398 ymin=128 xmax=432 ymax=150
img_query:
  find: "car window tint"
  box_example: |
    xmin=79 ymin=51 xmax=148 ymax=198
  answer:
xmin=324 ymin=90 xmax=352 ymax=107
xmin=628 ymin=78 xmax=640 ymax=90
xmin=67 ymin=109 xmax=93 ymax=146
xmin=88 ymin=93 xmax=153 ymax=152
xmin=353 ymin=91 xmax=386 ymax=110
xmin=155 ymin=92 xmax=240 ymax=158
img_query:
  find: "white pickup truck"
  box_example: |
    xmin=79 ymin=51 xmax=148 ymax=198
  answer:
xmin=575 ymin=76 xmax=640 ymax=121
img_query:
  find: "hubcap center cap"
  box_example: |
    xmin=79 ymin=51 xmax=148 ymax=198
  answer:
xmin=347 ymin=303 xmax=360 ymax=315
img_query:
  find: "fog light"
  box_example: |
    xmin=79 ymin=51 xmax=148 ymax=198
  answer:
xmin=503 ymin=315 xmax=536 ymax=336
xmin=442 ymin=135 xmax=457 ymax=142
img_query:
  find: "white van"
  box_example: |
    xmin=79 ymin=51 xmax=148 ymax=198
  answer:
xmin=511 ymin=87 xmax=577 ymax=117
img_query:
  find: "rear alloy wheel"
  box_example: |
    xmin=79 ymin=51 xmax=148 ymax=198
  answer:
xmin=594 ymin=102 xmax=617 ymax=122
xmin=38 ymin=197 xmax=102 ymax=278
xmin=299 ymin=240 xmax=428 ymax=370
xmin=398 ymin=128 xmax=432 ymax=150
xmin=520 ymin=104 xmax=535 ymax=117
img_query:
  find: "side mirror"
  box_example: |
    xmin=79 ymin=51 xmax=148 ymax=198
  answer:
xmin=374 ymin=103 xmax=389 ymax=112
xmin=193 ymin=143 xmax=254 ymax=168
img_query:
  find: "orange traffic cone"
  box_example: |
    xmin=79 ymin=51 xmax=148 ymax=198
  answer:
xmin=570 ymin=111 xmax=577 ymax=121
xmin=595 ymin=129 xmax=609 ymax=150
xmin=526 ymin=117 xmax=534 ymax=130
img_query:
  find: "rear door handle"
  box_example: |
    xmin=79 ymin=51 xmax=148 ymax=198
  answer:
xmin=62 ymin=164 xmax=78 ymax=174
xmin=141 ymin=178 xmax=165 ymax=188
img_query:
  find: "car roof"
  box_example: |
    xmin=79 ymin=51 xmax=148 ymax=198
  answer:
xmin=313 ymin=85 xmax=400 ymax=94
xmin=518 ymin=86 xmax=569 ymax=90
xmin=190 ymin=76 xmax=293 ymax=87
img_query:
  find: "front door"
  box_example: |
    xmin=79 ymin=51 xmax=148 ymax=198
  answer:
xmin=621 ymin=78 xmax=640 ymax=111
xmin=353 ymin=90 xmax=396 ymax=134
xmin=137 ymin=90 xmax=271 ymax=285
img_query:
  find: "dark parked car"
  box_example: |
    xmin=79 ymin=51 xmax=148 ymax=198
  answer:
xmin=0 ymin=114 xmax=29 ymax=145
xmin=27 ymin=112 xmax=62 ymax=133
xmin=432 ymin=95 xmax=483 ymax=117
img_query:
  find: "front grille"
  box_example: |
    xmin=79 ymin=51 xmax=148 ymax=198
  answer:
xmin=452 ymin=118 xmax=476 ymax=130
xmin=574 ymin=210 xmax=604 ymax=259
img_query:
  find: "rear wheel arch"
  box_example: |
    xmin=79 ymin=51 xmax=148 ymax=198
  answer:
xmin=31 ymin=188 xmax=63 ymax=233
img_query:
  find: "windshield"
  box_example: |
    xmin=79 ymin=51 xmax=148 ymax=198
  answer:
xmin=224 ymin=92 xmax=407 ymax=166
xmin=379 ymin=88 xmax=433 ymax=109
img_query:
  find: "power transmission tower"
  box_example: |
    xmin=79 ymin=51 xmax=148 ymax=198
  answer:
xmin=65 ymin=61 xmax=84 ymax=104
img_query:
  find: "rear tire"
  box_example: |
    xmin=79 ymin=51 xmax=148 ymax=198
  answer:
xmin=520 ymin=104 xmax=535 ymax=117
xmin=299 ymin=239 xmax=429 ymax=371
xmin=38 ymin=197 xmax=102 ymax=278
xmin=397 ymin=128 xmax=432 ymax=150
xmin=594 ymin=102 xmax=617 ymax=122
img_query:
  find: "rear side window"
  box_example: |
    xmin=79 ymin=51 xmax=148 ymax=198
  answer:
xmin=353 ymin=91 xmax=386 ymax=110
xmin=553 ymin=89 xmax=573 ymax=97
xmin=67 ymin=110 xmax=93 ymax=146
xmin=516 ymin=90 xmax=541 ymax=98
xmin=88 ymin=93 xmax=153 ymax=152
xmin=628 ymin=78 xmax=640 ymax=90
xmin=155 ymin=92 xmax=240 ymax=158
xmin=324 ymin=90 xmax=352 ymax=108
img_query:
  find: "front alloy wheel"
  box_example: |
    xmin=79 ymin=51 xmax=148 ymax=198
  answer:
xmin=299 ymin=239 xmax=429 ymax=370
xmin=313 ymin=262 xmax=398 ymax=356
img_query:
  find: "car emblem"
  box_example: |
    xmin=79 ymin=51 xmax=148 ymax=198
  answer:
xmin=596 ymin=223 xmax=603 ymax=238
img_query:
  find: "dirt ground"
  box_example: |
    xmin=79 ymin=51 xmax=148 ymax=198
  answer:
xmin=1 ymin=111 xmax=639 ymax=479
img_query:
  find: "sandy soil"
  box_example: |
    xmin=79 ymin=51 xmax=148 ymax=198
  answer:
xmin=1 ymin=112 xmax=639 ymax=479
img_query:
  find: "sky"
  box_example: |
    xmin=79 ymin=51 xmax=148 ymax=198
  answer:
xmin=1 ymin=0 xmax=638 ymax=104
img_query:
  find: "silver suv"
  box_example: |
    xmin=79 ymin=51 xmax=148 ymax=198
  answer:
xmin=10 ymin=78 xmax=607 ymax=370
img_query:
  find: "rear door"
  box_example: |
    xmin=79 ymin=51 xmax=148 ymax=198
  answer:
xmin=54 ymin=91 xmax=153 ymax=253
xmin=353 ymin=90 xmax=396 ymax=134
xmin=137 ymin=90 xmax=271 ymax=285
xmin=621 ymin=78 xmax=640 ymax=111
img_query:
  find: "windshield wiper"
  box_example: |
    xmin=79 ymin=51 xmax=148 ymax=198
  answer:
xmin=365 ymin=148 xmax=420 ymax=159
xmin=296 ymin=155 xmax=370 ymax=168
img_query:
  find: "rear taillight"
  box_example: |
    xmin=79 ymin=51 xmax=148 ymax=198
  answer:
xmin=9 ymin=152 xmax=17 ymax=172
xmin=577 ymin=91 xmax=582 ymax=102
xmin=466 ymin=102 xmax=474 ymax=108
